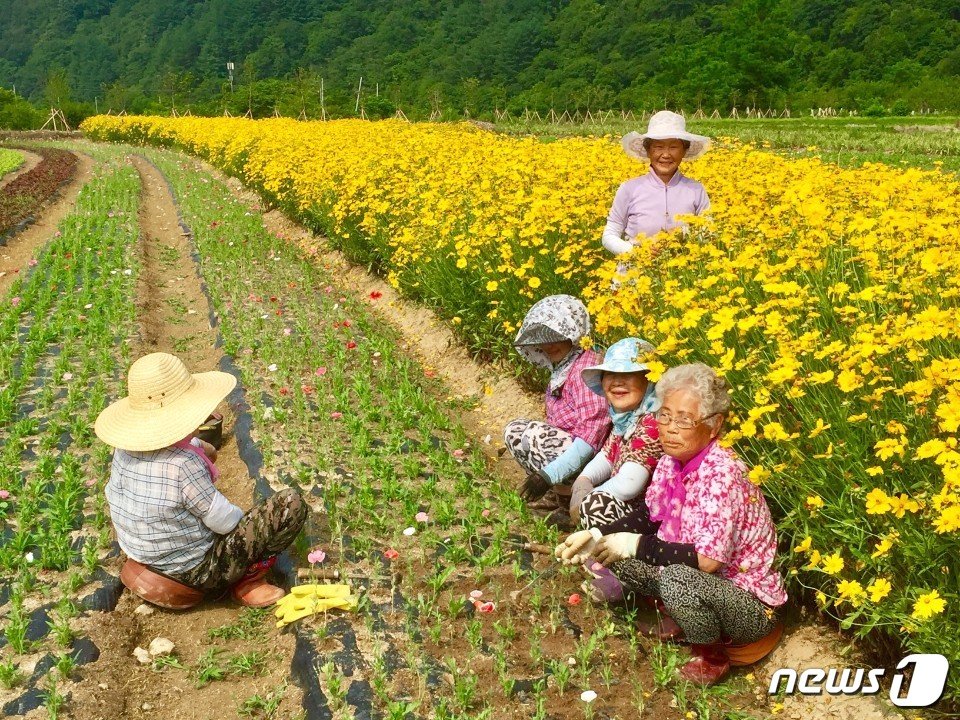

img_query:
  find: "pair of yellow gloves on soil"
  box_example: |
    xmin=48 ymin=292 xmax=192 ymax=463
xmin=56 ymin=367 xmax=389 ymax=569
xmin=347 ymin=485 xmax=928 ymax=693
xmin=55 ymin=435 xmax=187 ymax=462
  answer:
xmin=274 ymin=584 xmax=357 ymax=627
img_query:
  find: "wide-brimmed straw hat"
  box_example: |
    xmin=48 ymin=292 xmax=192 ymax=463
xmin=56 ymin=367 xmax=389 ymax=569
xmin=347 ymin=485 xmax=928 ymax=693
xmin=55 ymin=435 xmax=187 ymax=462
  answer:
xmin=95 ymin=353 xmax=236 ymax=452
xmin=621 ymin=110 xmax=711 ymax=161
xmin=581 ymin=337 xmax=657 ymax=396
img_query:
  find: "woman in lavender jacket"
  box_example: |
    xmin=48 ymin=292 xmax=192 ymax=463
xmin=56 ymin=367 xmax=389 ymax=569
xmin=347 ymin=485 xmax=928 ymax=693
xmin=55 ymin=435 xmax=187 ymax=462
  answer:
xmin=602 ymin=111 xmax=712 ymax=256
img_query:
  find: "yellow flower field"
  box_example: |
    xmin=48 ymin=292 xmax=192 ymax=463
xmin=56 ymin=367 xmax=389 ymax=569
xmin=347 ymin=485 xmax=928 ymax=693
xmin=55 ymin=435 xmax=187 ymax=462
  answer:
xmin=83 ymin=115 xmax=960 ymax=685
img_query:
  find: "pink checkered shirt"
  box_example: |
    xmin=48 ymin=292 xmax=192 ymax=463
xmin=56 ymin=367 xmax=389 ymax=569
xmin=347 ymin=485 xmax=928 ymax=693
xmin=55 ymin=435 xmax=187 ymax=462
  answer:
xmin=544 ymin=349 xmax=611 ymax=451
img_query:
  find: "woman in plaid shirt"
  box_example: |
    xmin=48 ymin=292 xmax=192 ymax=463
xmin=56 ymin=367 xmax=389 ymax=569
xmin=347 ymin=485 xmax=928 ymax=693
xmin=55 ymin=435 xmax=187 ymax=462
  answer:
xmin=504 ymin=295 xmax=611 ymax=509
xmin=96 ymin=353 xmax=306 ymax=608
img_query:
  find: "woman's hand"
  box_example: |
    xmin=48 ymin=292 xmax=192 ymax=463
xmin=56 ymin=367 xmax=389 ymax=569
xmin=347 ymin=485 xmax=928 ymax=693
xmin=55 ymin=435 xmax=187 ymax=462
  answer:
xmin=554 ymin=528 xmax=602 ymax=565
xmin=198 ymin=439 xmax=218 ymax=463
xmin=569 ymin=476 xmax=593 ymax=524
xmin=520 ymin=470 xmax=551 ymax=501
xmin=594 ymin=533 xmax=641 ymax=565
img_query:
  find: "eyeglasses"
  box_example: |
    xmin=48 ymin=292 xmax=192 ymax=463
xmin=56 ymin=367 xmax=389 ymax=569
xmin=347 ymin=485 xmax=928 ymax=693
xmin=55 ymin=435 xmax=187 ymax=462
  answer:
xmin=654 ymin=410 xmax=719 ymax=430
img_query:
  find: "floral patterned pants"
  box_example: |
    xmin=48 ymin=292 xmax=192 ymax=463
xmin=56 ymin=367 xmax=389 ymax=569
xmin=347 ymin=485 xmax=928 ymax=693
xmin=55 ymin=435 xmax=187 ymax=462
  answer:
xmin=503 ymin=419 xmax=573 ymax=477
xmin=611 ymin=560 xmax=779 ymax=645
xmin=172 ymin=488 xmax=307 ymax=591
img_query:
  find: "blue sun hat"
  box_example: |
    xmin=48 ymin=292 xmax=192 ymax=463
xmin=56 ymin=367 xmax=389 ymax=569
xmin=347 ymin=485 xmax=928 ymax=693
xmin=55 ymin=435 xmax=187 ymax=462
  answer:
xmin=581 ymin=337 xmax=657 ymax=397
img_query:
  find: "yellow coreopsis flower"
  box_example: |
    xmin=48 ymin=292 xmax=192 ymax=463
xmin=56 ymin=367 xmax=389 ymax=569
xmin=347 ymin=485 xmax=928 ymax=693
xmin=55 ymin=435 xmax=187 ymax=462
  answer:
xmin=805 ymin=495 xmax=825 ymax=511
xmin=867 ymin=578 xmax=892 ymax=603
xmin=793 ymin=536 xmax=812 ymax=553
xmin=911 ymin=589 xmax=947 ymax=621
xmin=806 ymin=549 xmax=822 ymax=569
xmin=888 ymin=493 xmax=920 ymax=519
xmin=836 ymin=579 xmax=866 ymax=607
xmin=821 ymin=552 xmax=844 ymax=575
xmin=865 ymin=488 xmax=892 ymax=515
xmin=485 ymin=280 xmax=499 ymax=292
xmin=527 ymin=276 xmax=541 ymax=289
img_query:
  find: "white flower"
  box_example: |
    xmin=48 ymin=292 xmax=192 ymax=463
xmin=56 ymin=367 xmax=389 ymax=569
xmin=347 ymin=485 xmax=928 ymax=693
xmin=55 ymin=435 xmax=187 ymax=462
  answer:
xmin=580 ymin=690 xmax=597 ymax=703
xmin=267 ymin=364 xmax=278 ymax=372
xmin=402 ymin=527 xmax=416 ymax=536
xmin=25 ymin=552 xmax=35 ymax=563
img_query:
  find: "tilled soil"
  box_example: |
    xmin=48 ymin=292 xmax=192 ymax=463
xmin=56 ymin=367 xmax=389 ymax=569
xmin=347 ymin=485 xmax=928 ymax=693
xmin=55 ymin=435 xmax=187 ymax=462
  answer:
xmin=61 ymin=154 xmax=303 ymax=720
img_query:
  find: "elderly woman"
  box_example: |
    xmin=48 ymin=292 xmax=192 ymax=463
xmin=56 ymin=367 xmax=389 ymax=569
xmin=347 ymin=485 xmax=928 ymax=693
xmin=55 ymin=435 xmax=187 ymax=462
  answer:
xmin=602 ymin=110 xmax=711 ymax=257
xmin=505 ymin=295 xmax=611 ymax=508
xmin=557 ymin=363 xmax=786 ymax=685
xmin=570 ymin=337 xmax=663 ymax=527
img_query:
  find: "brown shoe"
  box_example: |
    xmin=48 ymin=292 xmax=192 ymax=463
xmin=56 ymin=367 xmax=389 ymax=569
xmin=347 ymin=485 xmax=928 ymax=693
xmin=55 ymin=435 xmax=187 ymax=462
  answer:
xmin=232 ymin=577 xmax=285 ymax=608
xmin=528 ymin=489 xmax=561 ymax=510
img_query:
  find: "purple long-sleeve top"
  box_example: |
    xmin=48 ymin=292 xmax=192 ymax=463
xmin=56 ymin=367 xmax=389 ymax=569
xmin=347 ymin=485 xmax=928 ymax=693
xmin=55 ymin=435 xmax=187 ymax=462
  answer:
xmin=606 ymin=168 xmax=710 ymax=242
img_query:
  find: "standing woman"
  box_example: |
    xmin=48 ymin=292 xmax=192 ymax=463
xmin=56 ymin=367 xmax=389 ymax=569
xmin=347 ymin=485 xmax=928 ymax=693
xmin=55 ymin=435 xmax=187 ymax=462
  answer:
xmin=603 ymin=111 xmax=712 ymax=257
xmin=505 ymin=295 xmax=611 ymax=507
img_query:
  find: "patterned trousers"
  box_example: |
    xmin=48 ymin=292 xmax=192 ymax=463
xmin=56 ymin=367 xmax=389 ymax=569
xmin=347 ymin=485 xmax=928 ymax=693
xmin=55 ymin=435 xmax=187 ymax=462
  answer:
xmin=611 ymin=561 xmax=778 ymax=645
xmin=503 ymin=419 xmax=573 ymax=477
xmin=172 ymin=488 xmax=307 ymax=591
xmin=579 ymin=490 xmax=645 ymax=529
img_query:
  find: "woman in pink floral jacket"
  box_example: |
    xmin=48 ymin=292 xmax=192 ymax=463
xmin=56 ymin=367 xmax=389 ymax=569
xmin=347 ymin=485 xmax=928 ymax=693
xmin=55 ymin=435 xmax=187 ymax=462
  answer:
xmin=556 ymin=363 xmax=787 ymax=685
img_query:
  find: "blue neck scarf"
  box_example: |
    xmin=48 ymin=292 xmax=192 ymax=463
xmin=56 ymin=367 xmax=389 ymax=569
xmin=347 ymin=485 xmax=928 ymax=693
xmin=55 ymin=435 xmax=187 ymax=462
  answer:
xmin=608 ymin=383 xmax=658 ymax=436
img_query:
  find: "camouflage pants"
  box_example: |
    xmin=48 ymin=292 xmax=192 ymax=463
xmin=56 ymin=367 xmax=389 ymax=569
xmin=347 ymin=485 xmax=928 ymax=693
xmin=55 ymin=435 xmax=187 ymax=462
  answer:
xmin=172 ymin=488 xmax=307 ymax=591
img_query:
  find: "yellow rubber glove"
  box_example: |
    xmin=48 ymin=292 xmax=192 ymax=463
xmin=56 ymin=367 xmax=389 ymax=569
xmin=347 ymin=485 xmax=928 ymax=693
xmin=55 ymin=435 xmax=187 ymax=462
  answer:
xmin=274 ymin=584 xmax=357 ymax=628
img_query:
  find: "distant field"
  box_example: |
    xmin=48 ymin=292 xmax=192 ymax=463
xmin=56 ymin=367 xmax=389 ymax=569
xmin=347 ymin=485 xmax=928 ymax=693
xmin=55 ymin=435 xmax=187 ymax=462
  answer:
xmin=498 ymin=116 xmax=960 ymax=174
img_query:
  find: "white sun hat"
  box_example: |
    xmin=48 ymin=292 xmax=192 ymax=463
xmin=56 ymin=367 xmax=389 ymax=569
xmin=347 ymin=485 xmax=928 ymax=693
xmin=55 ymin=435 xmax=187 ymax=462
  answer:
xmin=621 ymin=110 xmax=711 ymax=161
xmin=95 ymin=352 xmax=236 ymax=452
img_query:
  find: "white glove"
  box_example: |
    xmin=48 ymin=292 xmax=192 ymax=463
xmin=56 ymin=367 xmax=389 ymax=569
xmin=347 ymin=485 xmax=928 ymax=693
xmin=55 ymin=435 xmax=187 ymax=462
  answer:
xmin=594 ymin=533 xmax=641 ymax=565
xmin=554 ymin=528 xmax=603 ymax=566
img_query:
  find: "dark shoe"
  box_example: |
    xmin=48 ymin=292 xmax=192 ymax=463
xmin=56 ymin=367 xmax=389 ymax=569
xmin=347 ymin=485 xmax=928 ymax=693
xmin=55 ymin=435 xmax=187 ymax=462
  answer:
xmin=680 ymin=645 xmax=730 ymax=685
xmin=528 ymin=488 xmax=561 ymax=511
xmin=545 ymin=507 xmax=574 ymax=531
xmin=637 ymin=613 xmax=685 ymax=642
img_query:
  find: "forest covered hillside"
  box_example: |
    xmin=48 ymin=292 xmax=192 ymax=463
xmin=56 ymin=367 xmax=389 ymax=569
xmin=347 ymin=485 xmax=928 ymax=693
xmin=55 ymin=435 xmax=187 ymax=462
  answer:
xmin=2 ymin=0 xmax=959 ymax=115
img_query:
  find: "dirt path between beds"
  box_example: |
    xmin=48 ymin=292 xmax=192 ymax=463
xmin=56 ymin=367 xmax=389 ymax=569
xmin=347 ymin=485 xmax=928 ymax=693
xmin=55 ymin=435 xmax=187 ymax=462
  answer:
xmin=64 ymin=155 xmax=303 ymax=720
xmin=0 ymin=151 xmax=93 ymax=298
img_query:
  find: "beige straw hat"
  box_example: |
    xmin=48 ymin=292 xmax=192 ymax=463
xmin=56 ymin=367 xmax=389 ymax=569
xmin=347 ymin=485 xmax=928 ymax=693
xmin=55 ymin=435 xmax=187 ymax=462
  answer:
xmin=95 ymin=353 xmax=237 ymax=452
xmin=622 ymin=110 xmax=711 ymax=161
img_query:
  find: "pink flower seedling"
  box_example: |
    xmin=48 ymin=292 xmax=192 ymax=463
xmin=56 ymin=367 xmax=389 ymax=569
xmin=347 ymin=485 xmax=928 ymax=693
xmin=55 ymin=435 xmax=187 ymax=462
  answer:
xmin=62 ymin=373 xmax=73 ymax=382
xmin=85 ymin=478 xmax=97 ymax=488
xmin=324 ymin=285 xmax=334 ymax=294
xmin=346 ymin=340 xmax=357 ymax=350
xmin=469 ymin=590 xmax=483 ymax=600
xmin=28 ymin=258 xmax=38 ymax=267
xmin=568 ymin=593 xmax=582 ymax=606
xmin=452 ymin=449 xmax=465 ymax=462
xmin=11 ymin=297 xmax=21 ymax=307
xmin=0 ymin=490 xmax=11 ymax=500
xmin=481 ymin=509 xmax=491 ymax=518
xmin=330 ymin=412 xmax=343 ymax=419
xmin=383 ymin=548 xmax=399 ymax=560
xmin=415 ymin=512 xmax=429 ymax=523
xmin=307 ymin=549 xmax=326 ymax=564
xmin=314 ymin=366 xmax=327 ymax=376
xmin=283 ymin=328 xmax=292 ymax=336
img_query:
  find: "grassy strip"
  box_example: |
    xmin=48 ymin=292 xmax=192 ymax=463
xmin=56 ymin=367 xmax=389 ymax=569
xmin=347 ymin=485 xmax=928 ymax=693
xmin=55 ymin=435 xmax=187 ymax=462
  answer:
xmin=0 ymin=147 xmax=77 ymax=239
xmin=0 ymin=150 xmax=140 ymax=706
xmin=0 ymin=150 xmax=24 ymax=179
xmin=142 ymin=146 xmax=766 ymax=719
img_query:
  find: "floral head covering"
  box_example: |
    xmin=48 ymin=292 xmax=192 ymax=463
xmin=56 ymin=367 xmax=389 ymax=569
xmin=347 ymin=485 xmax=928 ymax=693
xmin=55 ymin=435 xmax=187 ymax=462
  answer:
xmin=513 ymin=295 xmax=590 ymax=369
